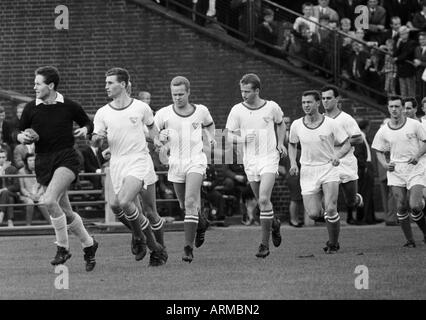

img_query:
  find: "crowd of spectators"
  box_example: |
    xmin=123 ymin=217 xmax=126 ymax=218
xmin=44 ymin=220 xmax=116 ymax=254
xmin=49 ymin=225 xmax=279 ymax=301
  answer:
xmin=153 ymin=0 xmax=426 ymax=103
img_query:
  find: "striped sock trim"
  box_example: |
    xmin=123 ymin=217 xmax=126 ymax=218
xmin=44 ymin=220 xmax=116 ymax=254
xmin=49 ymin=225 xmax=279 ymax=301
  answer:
xmin=114 ymin=210 xmax=125 ymax=219
xmin=397 ymin=212 xmax=409 ymax=221
xmin=260 ymin=210 xmax=274 ymax=220
xmin=410 ymin=211 xmax=424 ymax=222
xmin=126 ymin=208 xmax=139 ymax=221
xmin=184 ymin=215 xmax=199 ymax=224
xmin=326 ymin=213 xmax=340 ymax=223
xmin=140 ymin=219 xmax=149 ymax=231
xmin=151 ymin=218 xmax=165 ymax=231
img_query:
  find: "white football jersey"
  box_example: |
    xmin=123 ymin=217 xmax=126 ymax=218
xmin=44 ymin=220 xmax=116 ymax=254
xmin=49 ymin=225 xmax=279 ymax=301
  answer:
xmin=372 ymin=117 xmax=426 ymax=163
xmin=226 ymin=100 xmax=283 ymax=159
xmin=326 ymin=111 xmax=361 ymax=160
xmin=93 ymin=99 xmax=153 ymax=158
xmin=154 ymin=104 xmax=213 ymax=161
xmin=289 ymin=116 xmax=348 ymax=166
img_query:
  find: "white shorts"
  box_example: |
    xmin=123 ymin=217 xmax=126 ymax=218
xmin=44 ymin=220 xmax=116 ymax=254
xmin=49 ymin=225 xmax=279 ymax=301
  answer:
xmin=243 ymin=152 xmax=279 ymax=182
xmin=387 ymin=162 xmax=425 ymax=190
xmin=300 ymin=163 xmax=340 ymax=195
xmin=338 ymin=155 xmax=358 ymax=184
xmin=168 ymin=153 xmax=207 ymax=183
xmin=110 ymin=152 xmax=158 ymax=194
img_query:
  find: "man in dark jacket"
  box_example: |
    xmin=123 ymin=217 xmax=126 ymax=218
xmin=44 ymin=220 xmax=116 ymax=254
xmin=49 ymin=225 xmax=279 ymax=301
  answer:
xmin=0 ymin=149 xmax=19 ymax=227
xmin=394 ymin=26 xmax=417 ymax=98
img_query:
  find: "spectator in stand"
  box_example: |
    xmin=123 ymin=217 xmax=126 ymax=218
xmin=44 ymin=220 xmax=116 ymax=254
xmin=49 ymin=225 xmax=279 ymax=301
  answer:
xmin=299 ymin=22 xmax=323 ymax=72
xmin=364 ymin=47 xmax=384 ymax=101
xmin=414 ymin=31 xmax=426 ymax=97
xmin=255 ymin=7 xmax=279 ymax=54
xmin=0 ymin=149 xmax=19 ymax=227
xmin=382 ymin=0 xmax=421 ymax=27
xmin=365 ymin=0 xmax=386 ymax=44
xmin=382 ymin=16 xmax=401 ymax=45
xmin=411 ymin=1 xmax=426 ymax=31
xmin=343 ymin=40 xmax=370 ymax=89
xmin=332 ymin=0 xmax=366 ymax=26
xmin=375 ymin=118 xmax=398 ymax=226
xmin=10 ymin=102 xmax=27 ymax=145
xmin=380 ymin=38 xmax=398 ymax=96
xmin=293 ymin=2 xmax=319 ymax=34
xmin=18 ymin=153 xmax=51 ymax=226
xmin=80 ymin=139 xmax=106 ymax=191
xmin=230 ymin=0 xmax=262 ymax=40
xmin=394 ymin=26 xmax=417 ymax=98
xmin=354 ymin=119 xmax=383 ymax=224
xmin=13 ymin=140 xmax=35 ymax=170
xmin=0 ymin=104 xmax=14 ymax=161
xmin=340 ymin=18 xmax=356 ymax=76
xmin=275 ymin=22 xmax=305 ymax=67
xmin=313 ymin=0 xmax=339 ymax=22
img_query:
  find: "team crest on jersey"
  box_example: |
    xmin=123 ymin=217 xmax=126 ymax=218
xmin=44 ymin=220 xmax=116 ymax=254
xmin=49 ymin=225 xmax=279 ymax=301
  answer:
xmin=263 ymin=116 xmax=272 ymax=123
xmin=406 ymin=133 xmax=417 ymax=139
xmin=129 ymin=117 xmax=138 ymax=124
xmin=192 ymin=122 xmax=200 ymax=129
xmin=319 ymin=135 xmax=328 ymax=141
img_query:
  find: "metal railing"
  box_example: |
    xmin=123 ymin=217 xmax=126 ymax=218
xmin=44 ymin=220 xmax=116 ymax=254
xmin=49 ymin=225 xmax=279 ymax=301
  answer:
xmin=0 ymin=170 xmax=179 ymax=224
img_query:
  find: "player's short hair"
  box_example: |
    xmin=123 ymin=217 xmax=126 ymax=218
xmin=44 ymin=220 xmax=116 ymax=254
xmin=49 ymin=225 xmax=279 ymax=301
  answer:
xmin=35 ymin=66 xmax=60 ymax=90
xmin=419 ymin=31 xmax=426 ymax=38
xmin=320 ymin=85 xmax=339 ymax=98
xmin=105 ymin=67 xmax=130 ymax=87
xmin=170 ymin=76 xmax=190 ymax=91
xmin=403 ymin=97 xmax=418 ymax=108
xmin=240 ymin=73 xmax=261 ymax=91
xmin=388 ymin=95 xmax=403 ymax=104
xmin=302 ymin=90 xmax=321 ymax=101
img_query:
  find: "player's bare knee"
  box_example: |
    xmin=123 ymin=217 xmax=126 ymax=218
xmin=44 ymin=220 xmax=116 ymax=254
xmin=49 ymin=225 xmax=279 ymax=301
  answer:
xmin=306 ymin=208 xmax=321 ymax=220
xmin=325 ymin=205 xmax=337 ymax=216
xmin=185 ymin=196 xmax=198 ymax=210
xmin=258 ymin=196 xmax=271 ymax=210
xmin=410 ymin=200 xmax=424 ymax=213
xmin=42 ymin=196 xmax=58 ymax=209
xmin=109 ymin=203 xmax=121 ymax=214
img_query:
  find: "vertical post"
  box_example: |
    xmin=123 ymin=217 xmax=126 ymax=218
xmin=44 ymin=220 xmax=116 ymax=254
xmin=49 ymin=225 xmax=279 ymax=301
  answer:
xmin=333 ymin=30 xmax=339 ymax=85
xmin=247 ymin=0 xmax=255 ymax=46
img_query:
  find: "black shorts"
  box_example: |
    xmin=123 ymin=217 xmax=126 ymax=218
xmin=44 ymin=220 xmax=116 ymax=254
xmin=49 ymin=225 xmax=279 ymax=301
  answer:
xmin=286 ymin=174 xmax=302 ymax=202
xmin=35 ymin=148 xmax=81 ymax=186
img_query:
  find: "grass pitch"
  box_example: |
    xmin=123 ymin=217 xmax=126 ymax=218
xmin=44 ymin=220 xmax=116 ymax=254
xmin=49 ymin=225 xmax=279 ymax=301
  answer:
xmin=0 ymin=224 xmax=425 ymax=300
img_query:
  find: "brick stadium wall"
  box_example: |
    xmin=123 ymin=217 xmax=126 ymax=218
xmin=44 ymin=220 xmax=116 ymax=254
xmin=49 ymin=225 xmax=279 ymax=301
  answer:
xmin=0 ymin=0 xmax=387 ymax=218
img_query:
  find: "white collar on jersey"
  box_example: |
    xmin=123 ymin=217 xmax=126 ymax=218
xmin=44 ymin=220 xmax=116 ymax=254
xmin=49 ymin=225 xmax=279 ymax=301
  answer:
xmin=36 ymin=92 xmax=64 ymax=106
